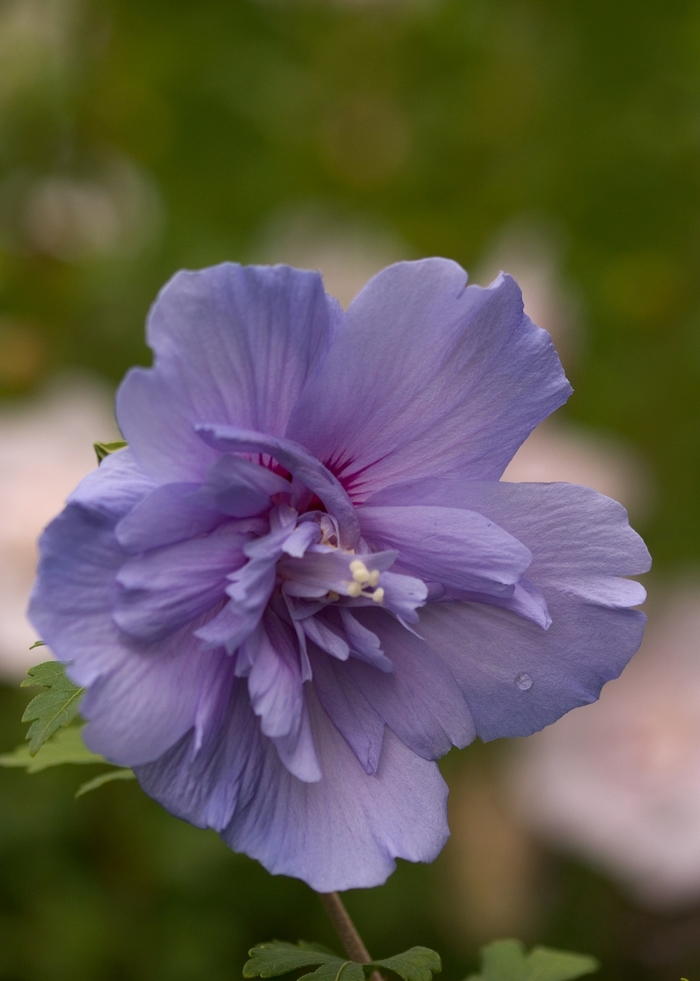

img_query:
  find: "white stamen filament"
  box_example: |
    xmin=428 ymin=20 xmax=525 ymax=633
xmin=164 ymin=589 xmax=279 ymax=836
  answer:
xmin=372 ymin=587 xmax=385 ymax=603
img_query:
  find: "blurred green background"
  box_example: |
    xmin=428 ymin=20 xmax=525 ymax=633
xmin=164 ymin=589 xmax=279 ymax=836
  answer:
xmin=1 ymin=0 xmax=699 ymax=978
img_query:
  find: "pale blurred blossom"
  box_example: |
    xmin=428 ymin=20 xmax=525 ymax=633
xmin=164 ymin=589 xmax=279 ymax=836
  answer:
xmin=510 ymin=583 xmax=700 ymax=908
xmin=23 ymin=158 xmax=163 ymax=262
xmin=476 ymin=220 xmax=581 ymax=367
xmin=253 ymin=208 xmax=410 ymax=309
xmin=479 ymin=221 xmax=651 ymax=517
xmin=0 ymin=378 xmax=118 ymax=678
xmin=503 ymin=420 xmax=650 ymax=518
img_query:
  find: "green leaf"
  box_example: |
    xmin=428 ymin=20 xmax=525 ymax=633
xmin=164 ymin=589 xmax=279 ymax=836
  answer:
xmin=20 ymin=660 xmax=68 ymax=688
xmin=94 ymin=440 xmax=127 ymax=464
xmin=523 ymin=949 xmax=599 ymax=981
xmin=29 ymin=640 xmax=46 ymax=650
xmin=297 ymin=944 xmax=342 ymax=957
xmin=244 ymin=941 xmax=340 ymax=978
xmin=465 ymin=940 xmax=599 ymax=981
xmin=0 ymin=725 xmax=105 ymax=773
xmin=20 ymin=661 xmax=84 ymax=755
xmin=75 ymin=768 xmax=136 ymax=797
xmin=299 ymin=963 xmax=365 ymax=981
xmin=244 ymin=941 xmax=442 ymax=981
xmin=369 ymin=948 xmax=441 ymax=981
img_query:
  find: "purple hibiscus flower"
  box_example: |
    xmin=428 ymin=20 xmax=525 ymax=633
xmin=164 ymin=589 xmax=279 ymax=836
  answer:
xmin=29 ymin=259 xmax=650 ymax=891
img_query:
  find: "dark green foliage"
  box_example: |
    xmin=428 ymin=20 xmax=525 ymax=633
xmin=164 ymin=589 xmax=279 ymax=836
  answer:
xmin=20 ymin=662 xmax=84 ymax=755
xmin=465 ymin=941 xmax=598 ymax=981
xmin=244 ymin=941 xmax=441 ymax=981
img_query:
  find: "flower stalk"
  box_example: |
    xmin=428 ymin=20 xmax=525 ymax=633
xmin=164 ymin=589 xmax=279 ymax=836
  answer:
xmin=316 ymin=892 xmax=371 ymax=962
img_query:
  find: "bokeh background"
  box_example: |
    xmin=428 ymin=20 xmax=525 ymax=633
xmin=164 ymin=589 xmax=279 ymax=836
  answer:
xmin=1 ymin=0 xmax=699 ymax=978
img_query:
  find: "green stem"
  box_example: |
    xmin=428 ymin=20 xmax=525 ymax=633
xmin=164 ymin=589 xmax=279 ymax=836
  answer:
xmin=316 ymin=892 xmax=372 ymax=963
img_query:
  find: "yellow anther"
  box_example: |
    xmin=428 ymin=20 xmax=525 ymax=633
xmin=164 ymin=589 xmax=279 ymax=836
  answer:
xmin=347 ymin=581 xmax=362 ymax=598
xmin=350 ymin=559 xmax=371 ymax=584
xmin=372 ymin=587 xmax=385 ymax=604
xmin=327 ymin=590 xmax=339 ymax=602
xmin=367 ymin=569 xmax=380 ymax=587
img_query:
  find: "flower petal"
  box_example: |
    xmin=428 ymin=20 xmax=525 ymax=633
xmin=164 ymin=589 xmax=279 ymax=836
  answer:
xmin=117 ymin=264 xmax=340 ymax=483
xmin=225 ymin=689 xmax=450 ymax=890
xmin=367 ymin=479 xmax=651 ymax=586
xmin=244 ymin=614 xmax=321 ymax=782
xmin=29 ymin=503 xmax=131 ymax=685
xmin=134 ymin=672 xmax=258 ymax=833
xmin=69 ymin=447 xmax=155 ymax=519
xmin=307 ymin=645 xmax=385 ymax=775
xmin=114 ymin=523 xmax=250 ymax=642
xmin=302 ymin=616 xmax=350 ymax=661
xmin=80 ymin=620 xmax=218 ymax=766
xmin=343 ymin=609 xmax=476 ymax=759
xmin=115 ymin=483 xmax=224 ymax=553
xmin=339 ymin=608 xmax=393 ymax=672
xmin=287 ymin=260 xmax=571 ymax=500
xmin=29 ymin=502 xmax=224 ymax=766
xmin=206 ymin=454 xmax=291 ymax=518
xmin=135 ymin=684 xmax=449 ymax=890
xmin=375 ymin=572 xmax=428 ymax=624
xmin=358 ymin=504 xmax=533 ymax=599
xmin=418 ymin=596 xmax=646 ymax=741
xmin=195 ymin=511 xmax=307 ymax=653
xmin=371 ymin=478 xmax=650 ymax=739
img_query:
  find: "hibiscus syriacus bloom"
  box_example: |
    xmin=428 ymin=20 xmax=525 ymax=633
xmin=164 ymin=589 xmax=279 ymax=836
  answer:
xmin=29 ymin=259 xmax=650 ymax=891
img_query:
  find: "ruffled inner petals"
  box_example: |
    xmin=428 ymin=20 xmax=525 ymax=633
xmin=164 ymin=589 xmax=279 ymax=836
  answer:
xmin=196 ymin=424 xmax=361 ymax=547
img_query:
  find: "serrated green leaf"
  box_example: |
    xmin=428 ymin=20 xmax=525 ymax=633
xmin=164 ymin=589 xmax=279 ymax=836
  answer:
xmin=20 ymin=661 xmax=84 ymax=755
xmin=75 ymin=768 xmax=136 ymax=797
xmin=465 ymin=940 xmax=598 ymax=981
xmin=20 ymin=660 xmax=67 ymax=688
xmin=299 ymin=962 xmax=365 ymax=981
xmin=369 ymin=948 xmax=441 ymax=981
xmin=244 ymin=941 xmax=341 ymax=978
xmin=0 ymin=725 xmax=105 ymax=773
xmin=94 ymin=440 xmax=127 ymax=463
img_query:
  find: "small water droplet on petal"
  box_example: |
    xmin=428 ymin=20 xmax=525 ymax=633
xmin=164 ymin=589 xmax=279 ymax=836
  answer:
xmin=515 ymin=672 xmax=532 ymax=691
